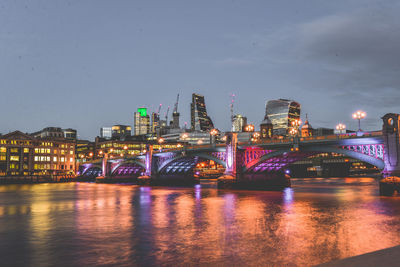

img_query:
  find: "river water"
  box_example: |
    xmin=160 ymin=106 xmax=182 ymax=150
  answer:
xmin=1 ymin=178 xmax=400 ymax=266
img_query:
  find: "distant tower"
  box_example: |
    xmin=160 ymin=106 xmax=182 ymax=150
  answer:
xmin=265 ymin=99 xmax=301 ymax=136
xmin=301 ymin=114 xmax=313 ymax=137
xmin=172 ymin=94 xmax=180 ymax=129
xmin=190 ymin=93 xmax=214 ymax=132
xmin=151 ymin=104 xmax=162 ymax=133
xmin=232 ymin=114 xmax=247 ymax=132
xmin=134 ymin=107 xmax=150 ymax=135
xmin=260 ymin=115 xmax=273 ymax=139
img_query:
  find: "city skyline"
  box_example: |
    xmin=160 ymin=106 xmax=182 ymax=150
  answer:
xmin=1 ymin=0 xmax=399 ymax=139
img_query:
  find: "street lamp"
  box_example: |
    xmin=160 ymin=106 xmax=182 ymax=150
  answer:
xmin=290 ymin=119 xmax=301 ymax=136
xmin=253 ymin=132 xmax=261 ymax=142
xmin=336 ymin=123 xmax=346 ymax=134
xmin=244 ymin=124 xmax=255 ymax=132
xmin=352 ymin=111 xmax=366 ymax=131
xmin=210 ymin=129 xmax=219 ymax=145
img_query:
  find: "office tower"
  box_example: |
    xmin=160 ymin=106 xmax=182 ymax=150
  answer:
xmin=190 ymin=93 xmax=214 ymax=132
xmin=265 ymin=99 xmax=301 ymax=136
xmin=134 ymin=107 xmax=150 ymax=135
xmin=151 ymin=112 xmax=160 ymax=133
xmin=232 ymin=114 xmax=247 ymax=132
xmin=100 ymin=127 xmax=112 ymax=139
xmin=111 ymin=125 xmax=131 ymax=139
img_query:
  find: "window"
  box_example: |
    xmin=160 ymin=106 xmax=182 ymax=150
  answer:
xmin=10 ymin=156 xmax=19 ymax=161
xmin=46 ymin=149 xmax=50 ymax=153
xmin=53 ymin=157 xmax=57 ymax=162
xmin=24 ymin=148 xmax=29 ymax=153
xmin=34 ymin=156 xmax=39 ymax=161
xmin=70 ymin=158 xmax=73 ymax=163
xmin=35 ymin=148 xmax=39 ymax=153
xmin=0 ymin=147 xmax=6 ymax=153
xmin=10 ymin=148 xmax=18 ymax=153
xmin=70 ymin=151 xmax=73 ymax=155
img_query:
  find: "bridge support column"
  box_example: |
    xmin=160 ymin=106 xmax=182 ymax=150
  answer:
xmin=218 ymin=133 xmax=240 ymax=188
xmin=138 ymin=145 xmax=153 ymax=185
xmin=382 ymin=113 xmax=400 ymax=177
xmin=380 ymin=113 xmax=400 ymax=195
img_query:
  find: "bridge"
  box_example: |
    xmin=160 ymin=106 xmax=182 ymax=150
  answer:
xmin=78 ymin=113 xmax=400 ymax=189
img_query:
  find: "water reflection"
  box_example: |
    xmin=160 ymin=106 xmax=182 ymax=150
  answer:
xmin=1 ymin=178 xmax=400 ymax=266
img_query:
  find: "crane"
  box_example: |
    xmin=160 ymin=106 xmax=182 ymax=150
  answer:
xmin=173 ymin=94 xmax=179 ymax=114
xmin=230 ymin=93 xmax=236 ymax=130
xmin=165 ymin=106 xmax=170 ymax=123
xmin=157 ymin=103 xmax=162 ymax=115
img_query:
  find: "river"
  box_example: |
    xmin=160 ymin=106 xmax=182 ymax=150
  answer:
xmin=1 ymin=178 xmax=400 ymax=266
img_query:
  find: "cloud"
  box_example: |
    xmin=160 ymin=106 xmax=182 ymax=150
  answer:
xmin=297 ymin=3 xmax=400 ymax=95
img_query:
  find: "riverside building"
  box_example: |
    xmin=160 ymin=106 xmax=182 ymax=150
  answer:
xmin=0 ymin=131 xmax=76 ymax=178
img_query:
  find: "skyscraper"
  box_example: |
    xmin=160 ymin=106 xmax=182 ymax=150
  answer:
xmin=151 ymin=112 xmax=160 ymax=133
xmin=134 ymin=107 xmax=150 ymax=135
xmin=232 ymin=114 xmax=247 ymax=132
xmin=265 ymin=99 xmax=301 ymax=136
xmin=190 ymin=93 xmax=214 ymax=132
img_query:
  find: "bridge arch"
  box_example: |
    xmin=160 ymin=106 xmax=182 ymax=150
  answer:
xmin=81 ymin=165 xmax=103 ymax=178
xmin=110 ymin=159 xmax=146 ymax=176
xmin=157 ymin=152 xmax=226 ymax=174
xmin=243 ymin=146 xmax=384 ymax=173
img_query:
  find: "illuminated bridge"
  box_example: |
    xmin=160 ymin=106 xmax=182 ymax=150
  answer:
xmin=79 ymin=113 xmax=400 ymax=189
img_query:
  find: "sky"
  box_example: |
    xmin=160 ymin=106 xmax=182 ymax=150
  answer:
xmin=1 ymin=0 xmax=400 ymax=139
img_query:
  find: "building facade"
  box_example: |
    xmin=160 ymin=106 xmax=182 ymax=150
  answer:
xmin=190 ymin=93 xmax=214 ymax=132
xmin=232 ymin=114 xmax=247 ymax=132
xmin=111 ymin=125 xmax=131 ymax=139
xmin=265 ymin=99 xmax=301 ymax=136
xmin=134 ymin=108 xmax=151 ymax=135
xmin=0 ymin=131 xmax=76 ymax=178
xmin=100 ymin=127 xmax=112 ymax=139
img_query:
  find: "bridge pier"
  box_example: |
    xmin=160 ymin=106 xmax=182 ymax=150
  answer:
xmin=137 ymin=145 xmax=153 ymax=185
xmin=380 ymin=113 xmax=400 ymax=195
xmin=217 ymin=133 xmax=239 ymax=188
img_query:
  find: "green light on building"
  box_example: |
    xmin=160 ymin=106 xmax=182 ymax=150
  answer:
xmin=137 ymin=107 xmax=147 ymax=117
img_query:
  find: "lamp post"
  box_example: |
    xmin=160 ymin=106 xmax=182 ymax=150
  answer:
xmin=352 ymin=111 xmax=366 ymax=132
xmin=158 ymin=137 xmax=164 ymax=152
xmin=210 ymin=129 xmax=218 ymax=146
xmin=244 ymin=124 xmax=255 ymax=144
xmin=336 ymin=123 xmax=346 ymax=134
xmin=290 ymin=119 xmax=301 ymax=137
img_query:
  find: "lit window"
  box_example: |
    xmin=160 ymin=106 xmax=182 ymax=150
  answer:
xmin=24 ymin=148 xmax=29 ymax=153
xmin=70 ymin=158 xmax=73 ymax=163
xmin=10 ymin=156 xmax=19 ymax=161
xmin=53 ymin=157 xmax=57 ymax=162
xmin=0 ymin=147 xmax=6 ymax=153
xmin=70 ymin=151 xmax=73 ymax=155
xmin=47 ymin=149 xmax=50 ymax=153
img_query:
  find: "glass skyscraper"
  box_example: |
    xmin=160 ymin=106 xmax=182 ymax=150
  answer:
xmin=190 ymin=93 xmax=214 ymax=132
xmin=265 ymin=99 xmax=301 ymax=136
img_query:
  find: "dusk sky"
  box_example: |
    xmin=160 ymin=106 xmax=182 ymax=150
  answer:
xmin=1 ymin=0 xmax=399 ymax=139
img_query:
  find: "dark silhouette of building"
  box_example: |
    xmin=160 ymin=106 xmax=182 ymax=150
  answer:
xmin=190 ymin=93 xmax=214 ymax=132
